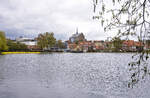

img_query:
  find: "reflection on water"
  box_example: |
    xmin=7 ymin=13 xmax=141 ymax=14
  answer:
xmin=0 ymin=53 xmax=150 ymax=98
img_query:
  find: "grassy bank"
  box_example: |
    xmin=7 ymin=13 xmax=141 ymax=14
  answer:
xmin=1 ymin=52 xmax=41 ymax=55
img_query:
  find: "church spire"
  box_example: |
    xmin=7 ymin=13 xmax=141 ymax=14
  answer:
xmin=76 ymin=27 xmax=78 ymax=34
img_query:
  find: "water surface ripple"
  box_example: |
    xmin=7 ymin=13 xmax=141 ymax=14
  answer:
xmin=0 ymin=53 xmax=150 ymax=98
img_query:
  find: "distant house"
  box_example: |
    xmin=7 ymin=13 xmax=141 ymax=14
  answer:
xmin=122 ymin=40 xmax=134 ymax=51
xmin=134 ymin=41 xmax=143 ymax=51
xmin=67 ymin=39 xmax=108 ymax=52
xmin=93 ymin=41 xmax=105 ymax=51
xmin=68 ymin=43 xmax=78 ymax=51
xmin=122 ymin=40 xmax=143 ymax=52
xmin=79 ymin=41 xmax=93 ymax=52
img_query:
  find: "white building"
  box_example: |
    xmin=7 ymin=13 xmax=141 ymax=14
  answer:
xmin=16 ymin=37 xmax=37 ymax=46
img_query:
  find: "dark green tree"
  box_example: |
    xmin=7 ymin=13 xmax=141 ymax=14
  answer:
xmin=37 ymin=32 xmax=56 ymax=50
xmin=112 ymin=37 xmax=123 ymax=52
xmin=56 ymin=40 xmax=65 ymax=49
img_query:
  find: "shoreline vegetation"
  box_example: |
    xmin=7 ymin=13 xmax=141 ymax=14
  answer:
xmin=0 ymin=51 xmax=141 ymax=55
xmin=1 ymin=52 xmax=41 ymax=55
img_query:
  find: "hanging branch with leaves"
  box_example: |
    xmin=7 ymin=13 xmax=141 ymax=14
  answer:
xmin=93 ymin=0 xmax=150 ymax=87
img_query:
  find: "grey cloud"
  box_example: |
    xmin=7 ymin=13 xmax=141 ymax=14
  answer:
xmin=0 ymin=0 xmax=109 ymax=41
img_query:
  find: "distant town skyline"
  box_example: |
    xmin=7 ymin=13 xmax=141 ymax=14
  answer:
xmin=0 ymin=0 xmax=116 ymax=41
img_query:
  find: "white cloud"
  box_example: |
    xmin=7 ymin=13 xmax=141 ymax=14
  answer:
xmin=0 ymin=0 xmax=111 ymax=40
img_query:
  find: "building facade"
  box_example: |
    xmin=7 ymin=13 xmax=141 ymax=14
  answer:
xmin=69 ymin=29 xmax=86 ymax=43
xmin=16 ymin=36 xmax=38 ymax=50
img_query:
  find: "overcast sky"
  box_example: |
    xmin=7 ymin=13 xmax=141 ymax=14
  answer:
xmin=0 ymin=0 xmax=114 ymax=40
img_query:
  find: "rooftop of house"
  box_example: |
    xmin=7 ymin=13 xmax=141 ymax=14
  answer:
xmin=122 ymin=40 xmax=143 ymax=47
xmin=16 ymin=36 xmax=36 ymax=42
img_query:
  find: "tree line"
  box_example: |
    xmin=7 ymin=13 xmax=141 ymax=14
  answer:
xmin=0 ymin=31 xmax=29 ymax=52
xmin=0 ymin=31 xmax=65 ymax=53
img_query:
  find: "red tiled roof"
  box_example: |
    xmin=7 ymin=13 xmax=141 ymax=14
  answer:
xmin=123 ymin=40 xmax=134 ymax=46
xmin=134 ymin=41 xmax=142 ymax=47
xmin=122 ymin=40 xmax=142 ymax=47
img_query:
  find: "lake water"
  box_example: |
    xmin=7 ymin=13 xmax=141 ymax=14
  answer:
xmin=0 ymin=53 xmax=150 ymax=98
